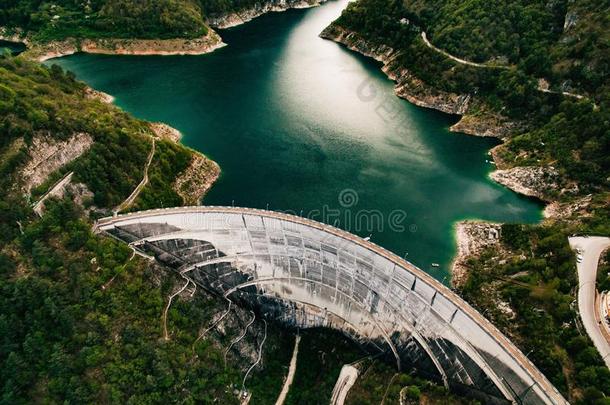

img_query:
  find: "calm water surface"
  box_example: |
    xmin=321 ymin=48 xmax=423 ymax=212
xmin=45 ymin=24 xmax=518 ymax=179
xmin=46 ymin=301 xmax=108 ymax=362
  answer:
xmin=0 ymin=40 xmax=26 ymax=55
xmin=50 ymin=0 xmax=542 ymax=281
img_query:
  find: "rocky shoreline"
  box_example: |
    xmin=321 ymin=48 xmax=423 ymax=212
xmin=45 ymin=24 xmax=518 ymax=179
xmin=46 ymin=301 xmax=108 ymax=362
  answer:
xmin=319 ymin=25 xmax=520 ymax=138
xmin=91 ymin=88 xmax=220 ymax=206
xmin=148 ymin=122 xmax=221 ymax=204
xmin=451 ymin=221 xmax=502 ymax=288
xmin=319 ymin=24 xmax=566 ymax=285
xmin=10 ymin=30 xmax=225 ymax=61
xmin=208 ymin=0 xmax=327 ymax=29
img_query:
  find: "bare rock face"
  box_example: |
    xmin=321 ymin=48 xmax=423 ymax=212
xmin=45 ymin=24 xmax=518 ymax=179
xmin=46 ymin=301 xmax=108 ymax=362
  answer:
xmin=84 ymin=87 xmax=115 ymax=104
xmin=563 ymin=11 xmax=578 ymax=32
xmin=208 ymin=0 xmax=327 ymax=29
xmin=173 ymin=154 xmax=220 ymax=205
xmin=0 ymin=26 xmax=27 ymax=44
xmin=543 ymin=194 xmax=593 ymax=220
xmin=452 ymin=221 xmax=502 ymax=288
xmin=490 ymin=166 xmax=559 ymax=202
xmin=149 ymin=122 xmax=182 ymax=143
xmin=19 ymin=132 xmax=94 ymax=194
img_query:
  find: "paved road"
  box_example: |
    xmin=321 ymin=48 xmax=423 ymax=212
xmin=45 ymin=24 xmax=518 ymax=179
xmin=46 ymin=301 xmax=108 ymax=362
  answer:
xmin=569 ymin=236 xmax=610 ymax=368
xmin=330 ymin=364 xmax=359 ymax=405
xmin=275 ymin=335 xmax=301 ymax=405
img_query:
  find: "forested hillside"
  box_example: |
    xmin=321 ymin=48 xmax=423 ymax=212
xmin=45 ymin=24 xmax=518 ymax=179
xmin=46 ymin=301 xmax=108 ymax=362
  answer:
xmin=0 ymin=56 xmax=246 ymax=402
xmin=1 ymin=0 xmax=609 ymax=403
xmin=0 ymin=0 xmax=288 ymax=41
xmin=330 ymin=0 xmax=609 ymax=196
xmin=325 ymin=0 xmax=610 ymax=402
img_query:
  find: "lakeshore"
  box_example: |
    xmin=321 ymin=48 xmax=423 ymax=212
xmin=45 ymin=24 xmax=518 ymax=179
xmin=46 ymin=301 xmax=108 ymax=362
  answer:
xmin=47 ymin=0 xmax=543 ymax=282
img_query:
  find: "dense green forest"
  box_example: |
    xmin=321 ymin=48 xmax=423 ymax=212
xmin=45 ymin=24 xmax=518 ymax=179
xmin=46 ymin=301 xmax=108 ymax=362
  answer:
xmin=0 ymin=56 xmax=247 ymax=402
xmin=0 ymin=0 xmax=293 ymax=40
xmin=460 ymin=207 xmax=610 ymax=404
xmin=1 ymin=0 xmax=208 ymax=40
xmin=330 ymin=0 xmax=610 ymax=402
xmin=332 ymin=0 xmax=609 ymax=196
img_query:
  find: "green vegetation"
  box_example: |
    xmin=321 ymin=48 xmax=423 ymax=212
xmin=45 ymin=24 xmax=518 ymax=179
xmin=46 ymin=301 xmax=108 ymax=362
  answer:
xmin=597 ymin=251 xmax=610 ymax=292
xmin=131 ymin=140 xmax=192 ymax=211
xmin=1 ymin=0 xmax=207 ymax=41
xmin=331 ymin=0 xmax=610 ymax=402
xmin=0 ymin=198 xmax=242 ymax=403
xmin=0 ymin=54 xmax=250 ymax=403
xmin=333 ymin=0 xmax=609 ymax=195
xmin=247 ymin=325 xmax=296 ymax=404
xmin=346 ymin=360 xmax=474 ymax=404
xmin=460 ymin=218 xmax=610 ymax=404
xmin=284 ymin=328 xmax=365 ymax=404
xmin=0 ymin=0 xmax=283 ymax=42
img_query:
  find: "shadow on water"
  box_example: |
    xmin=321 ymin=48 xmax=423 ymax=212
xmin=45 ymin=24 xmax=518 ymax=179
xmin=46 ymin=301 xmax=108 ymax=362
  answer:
xmin=0 ymin=40 xmax=26 ymax=55
xmin=47 ymin=0 xmax=543 ymax=282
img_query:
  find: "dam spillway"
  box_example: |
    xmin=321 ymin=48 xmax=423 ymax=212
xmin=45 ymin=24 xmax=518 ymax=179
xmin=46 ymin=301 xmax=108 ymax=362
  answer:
xmin=95 ymin=206 xmax=566 ymax=405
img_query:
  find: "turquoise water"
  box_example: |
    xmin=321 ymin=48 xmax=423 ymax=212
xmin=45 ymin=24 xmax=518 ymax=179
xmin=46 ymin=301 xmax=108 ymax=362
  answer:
xmin=49 ymin=0 xmax=542 ymax=281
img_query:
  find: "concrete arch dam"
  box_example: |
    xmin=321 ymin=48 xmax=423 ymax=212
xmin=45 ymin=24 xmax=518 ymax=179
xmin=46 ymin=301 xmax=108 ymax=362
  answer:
xmin=95 ymin=206 xmax=567 ymax=405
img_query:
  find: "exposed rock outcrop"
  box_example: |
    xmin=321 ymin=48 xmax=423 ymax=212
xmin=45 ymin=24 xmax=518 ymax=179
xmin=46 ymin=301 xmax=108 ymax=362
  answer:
xmin=24 ymin=30 xmax=225 ymax=61
xmin=451 ymin=221 xmax=502 ymax=287
xmin=19 ymin=132 xmax=94 ymax=194
xmin=489 ymin=166 xmax=559 ymax=202
xmin=543 ymin=194 xmax=593 ymax=220
xmin=0 ymin=27 xmax=28 ymax=44
xmin=84 ymin=87 xmax=115 ymax=104
xmin=173 ymin=153 xmax=220 ymax=205
xmin=150 ymin=122 xmax=182 ymax=143
xmin=146 ymin=121 xmax=218 ymax=205
xmin=449 ymin=113 xmax=524 ymax=139
xmin=208 ymin=0 xmax=327 ymax=29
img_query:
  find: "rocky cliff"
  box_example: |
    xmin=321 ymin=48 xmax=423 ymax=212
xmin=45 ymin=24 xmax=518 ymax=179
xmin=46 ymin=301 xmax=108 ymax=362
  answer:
xmin=451 ymin=221 xmax=502 ymax=287
xmin=18 ymin=132 xmax=94 ymax=195
xmin=319 ymin=24 xmax=565 ymax=287
xmin=21 ymin=30 xmax=225 ymax=61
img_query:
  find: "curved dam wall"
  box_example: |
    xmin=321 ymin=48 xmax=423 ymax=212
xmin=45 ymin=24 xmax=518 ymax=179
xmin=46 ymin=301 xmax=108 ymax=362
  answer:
xmin=95 ymin=206 xmax=566 ymax=405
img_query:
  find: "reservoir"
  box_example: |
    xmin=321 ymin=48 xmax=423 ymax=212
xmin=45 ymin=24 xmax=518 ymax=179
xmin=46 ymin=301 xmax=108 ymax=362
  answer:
xmin=0 ymin=40 xmax=26 ymax=55
xmin=49 ymin=0 xmax=542 ymax=281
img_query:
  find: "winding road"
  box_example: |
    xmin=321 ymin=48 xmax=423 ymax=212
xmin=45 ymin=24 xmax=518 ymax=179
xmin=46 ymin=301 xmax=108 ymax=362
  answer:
xmin=420 ymin=31 xmax=588 ymax=101
xmin=113 ymin=137 xmax=155 ymax=215
xmin=569 ymin=236 xmax=610 ymax=368
xmin=420 ymin=32 xmax=507 ymax=69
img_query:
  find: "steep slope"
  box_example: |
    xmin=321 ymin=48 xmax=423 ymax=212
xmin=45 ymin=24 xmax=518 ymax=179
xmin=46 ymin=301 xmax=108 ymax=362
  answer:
xmin=320 ymin=0 xmax=610 ymax=402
